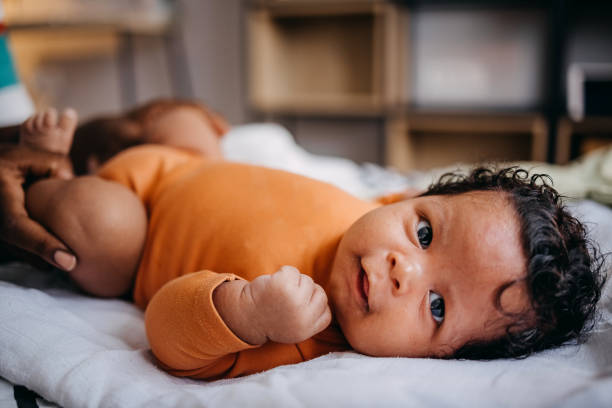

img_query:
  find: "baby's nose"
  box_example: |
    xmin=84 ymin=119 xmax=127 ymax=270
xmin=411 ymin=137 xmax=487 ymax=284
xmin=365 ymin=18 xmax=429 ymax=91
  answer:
xmin=387 ymin=252 xmax=424 ymax=295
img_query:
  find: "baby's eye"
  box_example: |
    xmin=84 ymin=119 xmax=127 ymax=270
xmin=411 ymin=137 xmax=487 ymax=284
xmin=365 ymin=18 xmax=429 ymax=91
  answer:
xmin=429 ymin=291 xmax=445 ymax=325
xmin=416 ymin=219 xmax=432 ymax=249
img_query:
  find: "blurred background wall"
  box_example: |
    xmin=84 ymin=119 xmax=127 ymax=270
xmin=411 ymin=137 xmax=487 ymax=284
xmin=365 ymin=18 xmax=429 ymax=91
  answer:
xmin=5 ymin=0 xmax=247 ymax=122
xmin=3 ymin=0 xmax=612 ymax=169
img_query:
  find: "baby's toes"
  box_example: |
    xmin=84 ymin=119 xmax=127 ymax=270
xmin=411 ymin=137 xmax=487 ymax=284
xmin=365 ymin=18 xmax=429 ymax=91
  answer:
xmin=21 ymin=115 xmax=36 ymax=136
xmin=58 ymin=108 xmax=78 ymax=134
xmin=33 ymin=111 xmax=49 ymax=132
xmin=42 ymin=108 xmax=58 ymax=130
xmin=45 ymin=108 xmax=77 ymax=154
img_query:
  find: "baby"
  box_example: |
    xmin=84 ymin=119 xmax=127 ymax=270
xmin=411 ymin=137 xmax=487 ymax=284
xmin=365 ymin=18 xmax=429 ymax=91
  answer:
xmin=20 ymin=107 xmax=604 ymax=380
xmin=69 ymin=98 xmax=229 ymax=175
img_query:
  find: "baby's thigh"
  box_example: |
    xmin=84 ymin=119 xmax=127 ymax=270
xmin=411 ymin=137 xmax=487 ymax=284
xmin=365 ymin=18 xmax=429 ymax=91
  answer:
xmin=26 ymin=176 xmax=147 ymax=297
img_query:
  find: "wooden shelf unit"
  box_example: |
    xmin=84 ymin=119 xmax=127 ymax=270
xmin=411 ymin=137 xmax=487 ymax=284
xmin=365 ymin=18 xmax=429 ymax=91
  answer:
xmin=385 ymin=112 xmax=548 ymax=171
xmin=246 ymin=0 xmax=612 ymax=169
xmin=247 ymin=1 xmax=408 ymax=115
xmin=3 ymin=0 xmax=172 ymax=34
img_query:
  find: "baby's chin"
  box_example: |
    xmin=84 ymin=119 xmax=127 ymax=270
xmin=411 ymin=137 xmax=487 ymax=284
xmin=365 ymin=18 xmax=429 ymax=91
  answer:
xmin=334 ymin=316 xmax=379 ymax=356
xmin=344 ymin=333 xmax=397 ymax=357
xmin=336 ymin=317 xmax=439 ymax=358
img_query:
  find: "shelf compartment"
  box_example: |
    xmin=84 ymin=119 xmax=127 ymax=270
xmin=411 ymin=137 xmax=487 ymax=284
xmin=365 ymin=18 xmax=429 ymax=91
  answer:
xmin=385 ymin=112 xmax=547 ymax=171
xmin=248 ymin=2 xmax=408 ymax=115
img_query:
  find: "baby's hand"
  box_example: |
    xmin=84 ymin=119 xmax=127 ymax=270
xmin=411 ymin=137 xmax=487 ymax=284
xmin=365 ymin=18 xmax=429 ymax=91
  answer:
xmin=245 ymin=266 xmax=332 ymax=344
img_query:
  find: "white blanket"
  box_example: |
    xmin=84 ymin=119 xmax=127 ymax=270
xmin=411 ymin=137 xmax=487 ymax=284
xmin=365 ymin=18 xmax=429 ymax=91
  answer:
xmin=1 ymin=124 xmax=611 ymax=408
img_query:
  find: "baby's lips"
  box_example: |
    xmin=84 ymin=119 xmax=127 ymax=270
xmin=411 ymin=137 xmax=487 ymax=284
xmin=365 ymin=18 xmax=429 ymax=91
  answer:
xmin=362 ymin=272 xmax=370 ymax=300
xmin=359 ymin=258 xmax=385 ymax=313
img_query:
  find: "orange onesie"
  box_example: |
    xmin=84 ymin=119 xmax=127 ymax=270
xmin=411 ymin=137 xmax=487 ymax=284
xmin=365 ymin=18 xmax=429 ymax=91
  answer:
xmin=97 ymin=145 xmax=378 ymax=380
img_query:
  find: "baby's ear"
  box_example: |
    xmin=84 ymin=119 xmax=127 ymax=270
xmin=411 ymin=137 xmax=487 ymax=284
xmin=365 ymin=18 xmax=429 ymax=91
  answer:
xmin=205 ymin=108 xmax=230 ymax=138
xmin=375 ymin=189 xmax=423 ymax=205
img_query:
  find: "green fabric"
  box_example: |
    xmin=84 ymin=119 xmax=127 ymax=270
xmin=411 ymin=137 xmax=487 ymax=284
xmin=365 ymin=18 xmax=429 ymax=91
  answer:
xmin=0 ymin=35 xmax=19 ymax=89
xmin=517 ymin=147 xmax=612 ymax=205
xmin=407 ymin=147 xmax=612 ymax=206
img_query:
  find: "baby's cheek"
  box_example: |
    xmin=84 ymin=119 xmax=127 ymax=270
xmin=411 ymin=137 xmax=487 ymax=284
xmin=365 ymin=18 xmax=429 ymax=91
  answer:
xmin=340 ymin=314 xmax=392 ymax=356
xmin=351 ymin=309 xmax=439 ymax=357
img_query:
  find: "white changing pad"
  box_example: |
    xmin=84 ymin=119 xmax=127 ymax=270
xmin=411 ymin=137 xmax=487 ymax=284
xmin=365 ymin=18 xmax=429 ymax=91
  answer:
xmin=1 ymin=124 xmax=611 ymax=408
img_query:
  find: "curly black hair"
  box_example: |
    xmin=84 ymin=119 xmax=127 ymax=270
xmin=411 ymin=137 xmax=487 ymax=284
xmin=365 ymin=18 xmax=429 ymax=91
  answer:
xmin=419 ymin=166 xmax=607 ymax=359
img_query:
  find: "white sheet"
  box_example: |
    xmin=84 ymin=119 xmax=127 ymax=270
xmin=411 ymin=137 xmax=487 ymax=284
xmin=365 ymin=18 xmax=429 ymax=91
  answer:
xmin=1 ymin=124 xmax=611 ymax=407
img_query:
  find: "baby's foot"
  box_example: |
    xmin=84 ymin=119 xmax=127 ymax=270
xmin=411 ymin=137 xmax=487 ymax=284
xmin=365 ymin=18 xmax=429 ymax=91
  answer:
xmin=20 ymin=108 xmax=78 ymax=155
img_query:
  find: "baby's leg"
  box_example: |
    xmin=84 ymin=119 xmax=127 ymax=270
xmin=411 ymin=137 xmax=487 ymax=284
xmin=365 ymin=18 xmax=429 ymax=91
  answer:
xmin=20 ymin=108 xmax=78 ymax=155
xmin=26 ymin=176 xmax=147 ymax=297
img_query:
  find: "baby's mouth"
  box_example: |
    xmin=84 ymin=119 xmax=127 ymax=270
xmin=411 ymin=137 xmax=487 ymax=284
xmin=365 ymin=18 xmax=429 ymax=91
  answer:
xmin=358 ymin=265 xmax=370 ymax=312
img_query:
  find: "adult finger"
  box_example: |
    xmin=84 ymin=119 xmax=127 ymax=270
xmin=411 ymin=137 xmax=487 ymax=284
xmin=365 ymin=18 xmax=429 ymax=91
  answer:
xmin=0 ymin=163 xmax=75 ymax=270
xmin=3 ymin=214 xmax=76 ymax=271
xmin=1 ymin=145 xmax=73 ymax=179
xmin=12 ymin=148 xmax=74 ymax=180
xmin=24 ymin=156 xmax=73 ymax=180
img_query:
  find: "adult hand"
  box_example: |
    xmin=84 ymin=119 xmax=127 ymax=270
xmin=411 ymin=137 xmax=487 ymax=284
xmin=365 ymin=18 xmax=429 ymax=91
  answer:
xmin=0 ymin=144 xmax=76 ymax=271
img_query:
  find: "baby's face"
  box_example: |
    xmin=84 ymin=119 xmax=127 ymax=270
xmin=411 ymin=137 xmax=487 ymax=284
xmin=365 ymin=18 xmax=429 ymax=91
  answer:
xmin=146 ymin=107 xmax=224 ymax=159
xmin=327 ymin=191 xmax=529 ymax=357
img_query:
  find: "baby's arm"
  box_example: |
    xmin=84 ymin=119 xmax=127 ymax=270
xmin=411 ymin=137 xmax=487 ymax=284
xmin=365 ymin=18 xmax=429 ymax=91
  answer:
xmin=145 ymin=266 xmax=331 ymax=377
xmin=25 ymin=176 xmax=147 ymax=297
xmin=213 ymin=266 xmax=332 ymax=345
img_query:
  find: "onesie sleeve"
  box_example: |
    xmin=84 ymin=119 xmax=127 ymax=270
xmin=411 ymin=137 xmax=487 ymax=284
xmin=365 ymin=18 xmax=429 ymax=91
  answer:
xmin=145 ymin=270 xmax=257 ymax=378
xmin=145 ymin=270 xmax=307 ymax=380
xmin=97 ymin=144 xmax=197 ymax=205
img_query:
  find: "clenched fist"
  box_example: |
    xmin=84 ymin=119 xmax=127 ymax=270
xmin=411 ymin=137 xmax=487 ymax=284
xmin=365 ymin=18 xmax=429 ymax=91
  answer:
xmin=245 ymin=266 xmax=332 ymax=344
xmin=213 ymin=266 xmax=332 ymax=345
